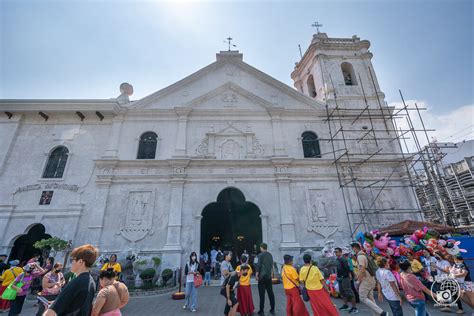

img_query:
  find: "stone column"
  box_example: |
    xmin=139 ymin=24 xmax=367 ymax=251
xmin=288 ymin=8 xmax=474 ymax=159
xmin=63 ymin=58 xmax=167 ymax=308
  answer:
xmin=268 ymin=108 xmax=287 ymax=157
xmin=102 ymin=115 xmax=124 ymax=159
xmin=260 ymin=214 xmax=268 ymax=243
xmin=173 ymin=107 xmax=191 ymax=158
xmin=273 ymin=160 xmax=300 ymax=255
xmin=0 ymin=205 xmax=14 ymax=254
xmin=162 ymin=164 xmax=187 ymax=269
xmin=0 ymin=115 xmax=21 ymax=176
xmin=86 ymin=168 xmax=113 ymax=246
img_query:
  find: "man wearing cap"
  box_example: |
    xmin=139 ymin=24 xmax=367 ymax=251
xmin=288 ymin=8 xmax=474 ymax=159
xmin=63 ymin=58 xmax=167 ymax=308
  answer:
xmin=255 ymin=243 xmax=275 ymax=314
xmin=282 ymin=254 xmax=308 ymax=316
xmin=0 ymin=260 xmax=23 ymax=313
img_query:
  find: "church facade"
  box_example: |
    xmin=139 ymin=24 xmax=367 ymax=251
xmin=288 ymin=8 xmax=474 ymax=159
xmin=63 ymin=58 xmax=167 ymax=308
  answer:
xmin=0 ymin=33 xmax=418 ymax=268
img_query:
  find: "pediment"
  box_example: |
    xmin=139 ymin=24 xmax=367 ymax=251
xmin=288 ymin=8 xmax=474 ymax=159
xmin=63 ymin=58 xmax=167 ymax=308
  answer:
xmin=129 ymin=55 xmax=324 ymax=111
xmin=181 ymin=82 xmax=272 ymax=111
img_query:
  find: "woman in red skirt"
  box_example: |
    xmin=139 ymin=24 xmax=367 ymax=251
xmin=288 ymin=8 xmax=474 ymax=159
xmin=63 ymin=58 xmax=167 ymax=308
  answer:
xmin=299 ymin=254 xmax=338 ymax=316
xmin=236 ymin=255 xmax=254 ymax=316
xmin=282 ymin=254 xmax=309 ymax=316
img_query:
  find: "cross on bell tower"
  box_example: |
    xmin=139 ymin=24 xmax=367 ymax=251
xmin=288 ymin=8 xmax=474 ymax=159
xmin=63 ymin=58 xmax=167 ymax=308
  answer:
xmin=311 ymin=22 xmax=323 ymax=33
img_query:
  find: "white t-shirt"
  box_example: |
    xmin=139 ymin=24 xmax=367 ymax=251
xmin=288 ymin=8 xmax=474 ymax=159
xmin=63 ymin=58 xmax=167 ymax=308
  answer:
xmin=186 ymin=262 xmax=198 ymax=283
xmin=436 ymin=260 xmax=451 ymax=278
xmin=375 ymin=268 xmax=399 ymax=301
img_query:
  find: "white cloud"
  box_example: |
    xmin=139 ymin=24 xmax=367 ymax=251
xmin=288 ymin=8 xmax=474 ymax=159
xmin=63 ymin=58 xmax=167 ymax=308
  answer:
xmin=387 ymin=101 xmax=474 ymax=152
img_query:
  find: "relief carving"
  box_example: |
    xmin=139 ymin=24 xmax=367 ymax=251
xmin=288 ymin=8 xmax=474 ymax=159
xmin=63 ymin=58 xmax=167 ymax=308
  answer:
xmin=307 ymin=190 xmax=338 ymax=239
xmin=120 ymin=191 xmax=154 ymax=242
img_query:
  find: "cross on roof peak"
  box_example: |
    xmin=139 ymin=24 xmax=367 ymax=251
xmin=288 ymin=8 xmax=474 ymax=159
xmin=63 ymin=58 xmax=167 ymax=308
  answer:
xmin=311 ymin=22 xmax=323 ymax=33
xmin=224 ymin=37 xmax=237 ymax=51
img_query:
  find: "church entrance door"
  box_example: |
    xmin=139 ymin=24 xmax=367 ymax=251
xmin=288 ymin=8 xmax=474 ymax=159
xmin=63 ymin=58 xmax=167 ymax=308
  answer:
xmin=9 ymin=224 xmax=51 ymax=265
xmin=200 ymin=188 xmax=262 ymax=265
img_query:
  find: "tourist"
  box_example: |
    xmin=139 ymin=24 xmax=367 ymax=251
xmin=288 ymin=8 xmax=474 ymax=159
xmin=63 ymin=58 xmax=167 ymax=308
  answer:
xmin=0 ymin=260 xmax=23 ymax=313
xmin=183 ymin=251 xmax=199 ymax=312
xmin=43 ymin=257 xmax=55 ymax=273
xmin=376 ymin=258 xmax=403 ymax=316
xmin=8 ymin=263 xmax=35 ymax=316
xmin=222 ymin=265 xmax=249 ymax=316
xmin=92 ymin=270 xmax=130 ymax=316
xmin=334 ymin=247 xmax=358 ymax=313
xmin=43 ymin=244 xmax=98 ymax=316
xmin=348 ymin=253 xmax=360 ymax=303
xmin=255 ymin=243 xmax=275 ymax=315
xmin=421 ymin=249 xmax=437 ymax=279
xmin=399 ymin=260 xmax=434 ymax=316
xmin=36 ymin=263 xmax=65 ymax=316
xmin=101 ymin=254 xmax=121 ymax=281
xmin=433 ymin=251 xmax=451 ymax=312
xmin=350 ymin=242 xmax=387 ymax=316
xmin=447 ymin=255 xmax=468 ymax=314
xmin=281 ymin=254 xmax=308 ymax=316
xmin=203 ymin=259 xmax=211 ymax=286
xmin=299 ymin=253 xmax=338 ymax=316
xmin=236 ymin=255 xmax=254 ymax=316
xmin=210 ymin=247 xmax=218 ymax=277
xmin=0 ymin=254 xmax=8 ymax=275
xmin=220 ymin=251 xmax=234 ymax=285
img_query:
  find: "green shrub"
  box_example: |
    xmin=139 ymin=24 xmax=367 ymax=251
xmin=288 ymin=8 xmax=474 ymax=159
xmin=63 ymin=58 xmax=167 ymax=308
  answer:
xmin=152 ymin=257 xmax=161 ymax=266
xmin=139 ymin=268 xmax=156 ymax=288
xmin=161 ymin=268 xmax=173 ymax=285
xmin=135 ymin=259 xmax=147 ymax=265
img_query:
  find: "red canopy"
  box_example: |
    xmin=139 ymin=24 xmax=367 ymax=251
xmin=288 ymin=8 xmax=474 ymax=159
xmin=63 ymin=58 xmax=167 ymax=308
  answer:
xmin=380 ymin=220 xmax=455 ymax=236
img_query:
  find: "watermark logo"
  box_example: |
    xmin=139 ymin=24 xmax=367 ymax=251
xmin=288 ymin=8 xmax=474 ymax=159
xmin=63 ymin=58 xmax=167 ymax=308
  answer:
xmin=430 ymin=276 xmax=461 ymax=307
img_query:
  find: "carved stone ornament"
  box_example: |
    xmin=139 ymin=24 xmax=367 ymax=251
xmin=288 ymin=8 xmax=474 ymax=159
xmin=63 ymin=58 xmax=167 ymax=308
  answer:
xmin=196 ymin=137 xmax=209 ymax=156
xmin=306 ymin=190 xmax=338 ymax=239
xmin=194 ymin=122 xmax=265 ymax=159
xmin=120 ymin=191 xmax=154 ymax=242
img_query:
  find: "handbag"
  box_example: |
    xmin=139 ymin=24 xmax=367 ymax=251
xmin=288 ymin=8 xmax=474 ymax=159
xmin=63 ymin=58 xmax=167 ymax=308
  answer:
xmin=300 ymin=265 xmax=312 ymax=302
xmin=194 ymin=273 xmax=203 ymax=288
xmin=1 ymin=271 xmax=24 ymax=301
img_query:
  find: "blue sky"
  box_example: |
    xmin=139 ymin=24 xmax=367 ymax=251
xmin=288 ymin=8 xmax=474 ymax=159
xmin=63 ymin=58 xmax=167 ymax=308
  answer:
xmin=0 ymin=1 xmax=472 ymax=122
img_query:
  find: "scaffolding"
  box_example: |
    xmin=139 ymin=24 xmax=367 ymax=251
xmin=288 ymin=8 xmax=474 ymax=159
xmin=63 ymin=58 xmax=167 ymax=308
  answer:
xmin=321 ymin=66 xmax=469 ymax=237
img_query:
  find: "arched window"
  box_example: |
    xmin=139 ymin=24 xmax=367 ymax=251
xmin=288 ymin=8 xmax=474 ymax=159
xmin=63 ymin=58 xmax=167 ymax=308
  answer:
xmin=341 ymin=62 xmax=357 ymax=86
xmin=42 ymin=146 xmax=69 ymax=178
xmin=306 ymin=75 xmax=317 ymax=98
xmin=137 ymin=132 xmax=158 ymax=159
xmin=302 ymin=131 xmax=321 ymax=158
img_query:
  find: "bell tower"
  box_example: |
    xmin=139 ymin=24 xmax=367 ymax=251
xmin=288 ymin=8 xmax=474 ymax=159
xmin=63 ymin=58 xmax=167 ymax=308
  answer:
xmin=291 ymin=32 xmax=385 ymax=109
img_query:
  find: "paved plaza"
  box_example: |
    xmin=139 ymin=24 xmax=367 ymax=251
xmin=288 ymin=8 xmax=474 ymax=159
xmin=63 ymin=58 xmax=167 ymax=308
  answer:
xmin=18 ymin=284 xmax=474 ymax=315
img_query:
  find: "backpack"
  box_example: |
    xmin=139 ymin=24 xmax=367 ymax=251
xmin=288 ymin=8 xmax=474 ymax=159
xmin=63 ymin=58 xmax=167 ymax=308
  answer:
xmin=364 ymin=254 xmax=378 ymax=277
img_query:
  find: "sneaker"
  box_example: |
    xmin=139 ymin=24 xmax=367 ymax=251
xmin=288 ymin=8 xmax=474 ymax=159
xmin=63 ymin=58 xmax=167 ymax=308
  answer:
xmin=339 ymin=305 xmax=350 ymax=311
xmin=380 ymin=312 xmax=387 ymax=316
xmin=182 ymin=305 xmax=187 ymax=310
xmin=349 ymin=307 xmax=359 ymax=314
xmin=257 ymin=311 xmax=264 ymax=315
xmin=456 ymin=310 xmax=465 ymax=314
xmin=269 ymin=310 xmax=275 ymax=314
xmin=191 ymin=308 xmax=197 ymax=312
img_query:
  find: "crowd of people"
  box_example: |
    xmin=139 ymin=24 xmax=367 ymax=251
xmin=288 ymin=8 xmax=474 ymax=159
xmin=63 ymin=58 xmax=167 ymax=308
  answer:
xmin=0 ymin=234 xmax=471 ymax=316
xmin=0 ymin=245 xmax=129 ymax=316
xmin=186 ymin=237 xmax=472 ymax=316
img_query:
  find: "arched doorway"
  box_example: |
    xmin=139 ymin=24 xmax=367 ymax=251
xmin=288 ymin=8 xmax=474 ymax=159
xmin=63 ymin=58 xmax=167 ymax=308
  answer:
xmin=200 ymin=188 xmax=262 ymax=260
xmin=9 ymin=224 xmax=51 ymax=265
